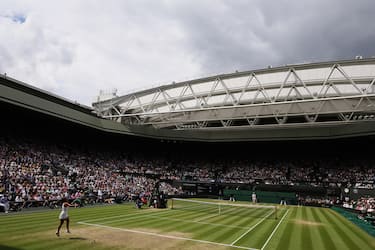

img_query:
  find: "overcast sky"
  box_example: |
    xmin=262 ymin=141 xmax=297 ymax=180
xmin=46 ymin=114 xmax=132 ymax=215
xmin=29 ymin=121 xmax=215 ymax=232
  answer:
xmin=1 ymin=0 xmax=375 ymax=106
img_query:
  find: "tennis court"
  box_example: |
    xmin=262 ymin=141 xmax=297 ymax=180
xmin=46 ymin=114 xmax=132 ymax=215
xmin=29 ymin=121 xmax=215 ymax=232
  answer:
xmin=79 ymin=198 xmax=284 ymax=250
xmin=1 ymin=199 xmax=374 ymax=250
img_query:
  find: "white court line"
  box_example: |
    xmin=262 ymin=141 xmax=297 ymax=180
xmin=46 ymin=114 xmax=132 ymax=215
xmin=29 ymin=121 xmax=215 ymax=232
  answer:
xmin=260 ymin=209 xmax=290 ymax=250
xmin=230 ymin=210 xmax=275 ymax=246
xmin=78 ymin=221 xmax=259 ymax=250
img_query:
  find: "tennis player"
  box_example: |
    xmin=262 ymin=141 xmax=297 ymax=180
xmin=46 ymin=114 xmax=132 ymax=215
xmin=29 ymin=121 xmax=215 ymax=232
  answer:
xmin=56 ymin=198 xmax=76 ymax=236
xmin=252 ymin=192 xmax=257 ymax=203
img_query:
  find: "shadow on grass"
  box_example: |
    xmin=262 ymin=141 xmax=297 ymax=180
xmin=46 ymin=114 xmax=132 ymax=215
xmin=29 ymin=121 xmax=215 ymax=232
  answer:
xmin=68 ymin=237 xmax=87 ymax=240
xmin=0 ymin=245 xmax=23 ymax=250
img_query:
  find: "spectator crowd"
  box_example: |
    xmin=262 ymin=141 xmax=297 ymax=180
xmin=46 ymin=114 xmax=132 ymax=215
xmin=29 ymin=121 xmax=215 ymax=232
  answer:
xmin=1 ymin=135 xmax=375 ymax=213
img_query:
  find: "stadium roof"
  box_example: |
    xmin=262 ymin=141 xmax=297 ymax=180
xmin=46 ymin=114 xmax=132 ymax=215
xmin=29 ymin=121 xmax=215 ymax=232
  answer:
xmin=2 ymin=58 xmax=375 ymax=142
xmin=92 ymin=58 xmax=375 ymax=136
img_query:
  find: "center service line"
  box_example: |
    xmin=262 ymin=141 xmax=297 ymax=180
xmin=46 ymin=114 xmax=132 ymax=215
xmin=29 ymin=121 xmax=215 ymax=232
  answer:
xmin=260 ymin=209 xmax=290 ymax=250
xmin=230 ymin=209 xmax=275 ymax=246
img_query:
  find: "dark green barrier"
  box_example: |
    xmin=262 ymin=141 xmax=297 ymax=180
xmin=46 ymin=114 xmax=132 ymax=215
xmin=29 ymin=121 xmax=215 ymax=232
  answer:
xmin=223 ymin=189 xmax=296 ymax=204
xmin=331 ymin=206 xmax=375 ymax=237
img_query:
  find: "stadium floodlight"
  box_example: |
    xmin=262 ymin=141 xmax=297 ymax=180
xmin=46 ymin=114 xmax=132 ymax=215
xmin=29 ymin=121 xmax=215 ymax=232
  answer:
xmin=170 ymin=198 xmax=278 ymax=220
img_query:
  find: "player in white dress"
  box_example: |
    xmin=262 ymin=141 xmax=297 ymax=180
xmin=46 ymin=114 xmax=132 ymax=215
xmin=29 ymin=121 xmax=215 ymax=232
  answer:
xmin=56 ymin=199 xmax=76 ymax=236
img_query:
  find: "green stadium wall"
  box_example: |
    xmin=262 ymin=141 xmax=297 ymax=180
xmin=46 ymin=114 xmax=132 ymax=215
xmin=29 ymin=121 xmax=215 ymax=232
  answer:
xmin=224 ymin=189 xmax=297 ymax=205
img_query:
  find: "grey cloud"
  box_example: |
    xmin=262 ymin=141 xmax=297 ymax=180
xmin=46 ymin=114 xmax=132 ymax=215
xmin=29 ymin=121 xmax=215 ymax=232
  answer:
xmin=1 ymin=0 xmax=375 ymax=105
xmin=165 ymin=0 xmax=375 ymax=73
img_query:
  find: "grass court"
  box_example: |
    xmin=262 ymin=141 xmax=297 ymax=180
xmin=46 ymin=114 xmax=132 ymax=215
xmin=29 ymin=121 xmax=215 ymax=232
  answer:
xmin=0 ymin=198 xmax=374 ymax=250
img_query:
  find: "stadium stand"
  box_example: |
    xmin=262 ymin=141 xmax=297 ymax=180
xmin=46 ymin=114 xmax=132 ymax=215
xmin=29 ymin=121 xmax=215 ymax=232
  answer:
xmin=1 ymin=130 xmax=375 ymax=213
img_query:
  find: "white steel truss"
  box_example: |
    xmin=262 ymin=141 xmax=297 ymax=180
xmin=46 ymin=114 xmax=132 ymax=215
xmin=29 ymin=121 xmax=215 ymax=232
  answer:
xmin=92 ymin=59 xmax=375 ymax=130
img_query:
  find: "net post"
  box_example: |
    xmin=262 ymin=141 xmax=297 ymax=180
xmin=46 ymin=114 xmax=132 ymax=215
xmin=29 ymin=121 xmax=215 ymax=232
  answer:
xmin=171 ymin=198 xmax=174 ymax=209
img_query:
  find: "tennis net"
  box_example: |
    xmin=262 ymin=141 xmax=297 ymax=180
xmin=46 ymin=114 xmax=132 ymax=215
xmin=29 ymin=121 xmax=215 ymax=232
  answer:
xmin=170 ymin=198 xmax=278 ymax=220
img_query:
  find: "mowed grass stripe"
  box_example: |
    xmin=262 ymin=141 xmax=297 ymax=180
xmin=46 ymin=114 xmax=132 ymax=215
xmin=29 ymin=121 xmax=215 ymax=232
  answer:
xmin=0 ymin=204 xmax=133 ymax=227
xmin=254 ymin=209 xmax=289 ymax=249
xmin=318 ymin=208 xmax=361 ymax=250
xmin=310 ymin=208 xmax=336 ymax=250
xmin=317 ymin=208 xmax=354 ymax=250
xmin=207 ymin=207 xmax=271 ymax=226
xmin=139 ymin=208 xmax=224 ymax=226
xmin=142 ymin=212 xmax=249 ymax=230
xmin=90 ymin=210 xmax=170 ymax=225
xmin=226 ymin=207 xmax=273 ymax=220
xmin=0 ymin=206 xmax=128 ymax=230
xmin=5 ymin=228 xmax=82 ymax=250
xmin=80 ymin=206 xmax=190 ymax=226
xmin=171 ymin=208 xmax=223 ymax=220
xmin=211 ymin=223 xmax=251 ymax=244
xmin=171 ymin=214 xmax=248 ymax=243
xmin=230 ymin=210 xmax=277 ymax=246
xmin=326 ymin=209 xmax=375 ymax=250
xmin=17 ymin=236 xmax=87 ymax=250
xmin=155 ymin=208 xmax=226 ymax=231
xmin=150 ymin=210 xmax=259 ymax=238
xmin=0 ymin=211 xmax=57 ymax=224
xmin=109 ymin=209 xmax=209 ymax=230
xmin=328 ymin=208 xmax=374 ymax=239
xmin=106 ymin=213 xmax=167 ymax=228
xmin=0 ymin=216 xmax=61 ymax=233
xmin=232 ymin=210 xmax=285 ymax=248
xmin=242 ymin=217 xmax=279 ymax=248
xmin=157 ymin=208 xmax=269 ymax=244
xmin=157 ymin=206 xmax=269 ymax=236
xmin=191 ymin=208 xmax=273 ymax=243
xmin=193 ymin=211 xmax=268 ymax=243
xmin=133 ymin=217 xmax=196 ymax=232
xmin=172 ymin=204 xmax=221 ymax=216
xmin=288 ymin=206 xmax=303 ymax=250
xmin=191 ymin=221 xmax=244 ymax=244
xmin=77 ymin=205 xmax=169 ymax=223
xmin=272 ymin=207 xmax=297 ymax=250
xmin=155 ymin=213 xmax=220 ymax=235
xmin=0 ymin=207 xmax=132 ymax=233
xmin=306 ymin=207 xmax=326 ymax=250
xmin=300 ymin=207 xmax=313 ymax=250
xmin=167 ymin=207 xmax=224 ymax=221
xmin=75 ymin=208 xmax=138 ymax=221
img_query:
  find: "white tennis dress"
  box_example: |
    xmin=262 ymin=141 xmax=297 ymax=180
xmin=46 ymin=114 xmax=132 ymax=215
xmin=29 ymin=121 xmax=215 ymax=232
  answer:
xmin=59 ymin=204 xmax=68 ymax=220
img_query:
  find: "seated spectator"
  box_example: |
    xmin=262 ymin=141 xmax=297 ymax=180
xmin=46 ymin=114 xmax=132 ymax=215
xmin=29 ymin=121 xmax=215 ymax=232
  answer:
xmin=0 ymin=194 xmax=10 ymax=213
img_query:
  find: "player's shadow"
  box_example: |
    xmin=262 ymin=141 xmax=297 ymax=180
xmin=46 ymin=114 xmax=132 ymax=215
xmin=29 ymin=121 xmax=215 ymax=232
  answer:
xmin=68 ymin=237 xmax=87 ymax=240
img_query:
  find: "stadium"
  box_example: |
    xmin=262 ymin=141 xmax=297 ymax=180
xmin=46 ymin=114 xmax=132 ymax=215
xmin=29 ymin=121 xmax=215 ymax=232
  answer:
xmin=1 ymin=58 xmax=375 ymax=250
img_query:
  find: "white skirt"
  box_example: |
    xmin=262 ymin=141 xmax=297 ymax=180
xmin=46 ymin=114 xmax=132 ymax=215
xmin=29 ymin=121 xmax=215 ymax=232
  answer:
xmin=59 ymin=211 xmax=68 ymax=220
